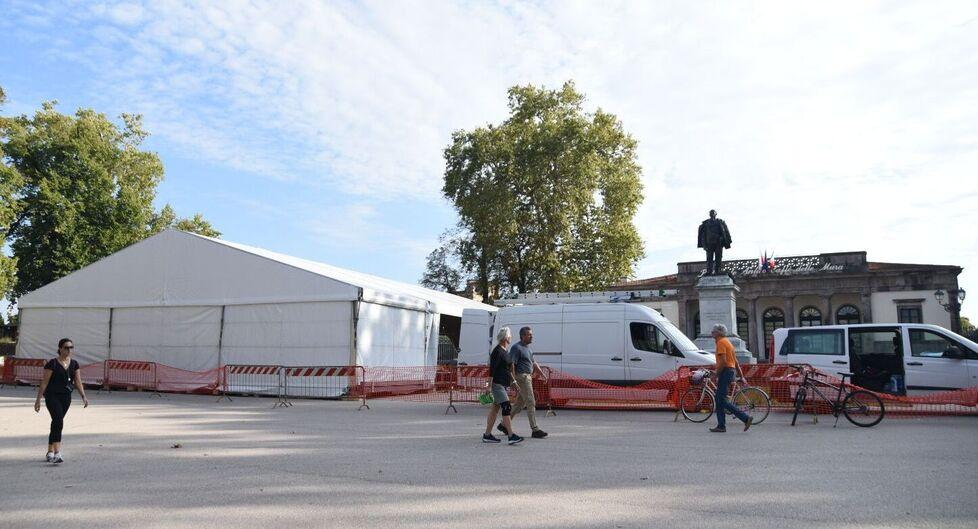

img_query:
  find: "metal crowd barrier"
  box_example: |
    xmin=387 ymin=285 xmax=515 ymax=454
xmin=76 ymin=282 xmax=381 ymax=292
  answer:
xmin=102 ymin=360 xmax=161 ymax=397
xmin=221 ymin=364 xmax=289 ymax=408
xmin=4 ymin=358 xmax=46 ymax=386
xmin=282 ymin=365 xmax=368 ymax=410
xmin=220 ymin=364 xmax=368 ymax=410
xmin=443 ymin=365 xmax=556 ymax=415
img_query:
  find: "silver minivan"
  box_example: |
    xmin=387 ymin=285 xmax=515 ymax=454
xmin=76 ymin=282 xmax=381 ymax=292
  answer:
xmin=773 ymin=324 xmax=978 ymax=394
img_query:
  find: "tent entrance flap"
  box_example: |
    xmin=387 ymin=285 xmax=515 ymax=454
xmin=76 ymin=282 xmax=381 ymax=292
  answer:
xmin=355 ymin=302 xmax=432 ymax=367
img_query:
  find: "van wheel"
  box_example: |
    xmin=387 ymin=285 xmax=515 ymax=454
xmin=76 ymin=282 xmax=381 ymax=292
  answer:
xmin=679 ymin=387 xmax=715 ymax=423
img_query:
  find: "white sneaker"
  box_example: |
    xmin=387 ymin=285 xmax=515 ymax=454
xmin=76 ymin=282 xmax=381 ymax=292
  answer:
xmin=52 ymin=453 xmax=63 ymax=464
xmin=45 ymin=452 xmax=54 ymax=462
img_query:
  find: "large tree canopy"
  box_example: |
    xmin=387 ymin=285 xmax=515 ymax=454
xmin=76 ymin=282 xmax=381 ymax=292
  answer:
xmin=0 ymin=87 xmax=21 ymax=299
xmin=0 ymin=89 xmax=220 ymax=300
xmin=434 ymin=81 xmax=644 ymax=302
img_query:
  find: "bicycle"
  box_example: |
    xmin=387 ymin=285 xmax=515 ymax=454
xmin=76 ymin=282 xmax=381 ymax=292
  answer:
xmin=789 ymin=365 xmax=885 ymax=427
xmin=678 ymin=369 xmax=771 ymax=424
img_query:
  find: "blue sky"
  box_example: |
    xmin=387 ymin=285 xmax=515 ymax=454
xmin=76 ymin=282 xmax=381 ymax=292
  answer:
xmin=2 ymin=1 xmax=976 ymax=318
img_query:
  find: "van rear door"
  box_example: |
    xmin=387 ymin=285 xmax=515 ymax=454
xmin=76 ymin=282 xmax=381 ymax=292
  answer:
xmin=776 ymin=328 xmax=847 ymax=372
xmin=459 ymin=309 xmax=493 ymax=365
xmin=905 ymin=326 xmax=973 ymax=390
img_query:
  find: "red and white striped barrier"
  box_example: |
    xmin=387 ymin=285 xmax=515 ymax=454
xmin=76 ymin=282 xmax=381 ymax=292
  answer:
xmin=282 ymin=365 xmax=367 ymax=409
xmin=282 ymin=366 xmax=360 ymax=378
xmin=222 ymin=364 xmax=286 ymax=406
xmin=7 ymin=358 xmax=46 ymax=385
xmin=104 ymin=360 xmax=160 ymax=395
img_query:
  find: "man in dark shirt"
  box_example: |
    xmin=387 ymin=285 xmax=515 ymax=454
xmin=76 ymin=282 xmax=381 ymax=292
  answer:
xmin=483 ymin=327 xmax=523 ymax=445
xmin=501 ymin=326 xmax=548 ymax=439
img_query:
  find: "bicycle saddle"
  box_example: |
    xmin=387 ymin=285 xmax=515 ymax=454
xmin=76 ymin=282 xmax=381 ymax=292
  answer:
xmin=837 ymin=372 xmax=855 ymax=378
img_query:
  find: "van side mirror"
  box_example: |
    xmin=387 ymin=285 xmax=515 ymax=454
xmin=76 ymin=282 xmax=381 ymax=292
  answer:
xmin=944 ymin=346 xmax=963 ymax=359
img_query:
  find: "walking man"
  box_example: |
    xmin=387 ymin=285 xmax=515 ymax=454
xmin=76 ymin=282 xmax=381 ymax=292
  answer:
xmin=710 ymin=324 xmax=753 ymax=432
xmin=500 ymin=326 xmax=548 ymax=439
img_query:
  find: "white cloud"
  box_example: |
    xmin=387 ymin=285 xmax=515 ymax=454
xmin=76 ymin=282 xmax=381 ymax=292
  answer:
xmin=9 ymin=0 xmax=978 ymax=316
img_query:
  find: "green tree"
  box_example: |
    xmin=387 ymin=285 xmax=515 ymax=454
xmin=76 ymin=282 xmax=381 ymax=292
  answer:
xmin=0 ymin=92 xmax=219 ymax=299
xmin=149 ymin=205 xmax=222 ymax=238
xmin=420 ymin=230 xmax=464 ymax=293
xmin=0 ymin=87 xmax=22 ymax=299
xmin=962 ymin=317 xmax=978 ymax=342
xmin=441 ymin=81 xmax=644 ymax=301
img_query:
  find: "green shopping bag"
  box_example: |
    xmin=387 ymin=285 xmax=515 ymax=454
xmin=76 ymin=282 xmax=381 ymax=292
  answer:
xmin=478 ymin=388 xmax=494 ymax=406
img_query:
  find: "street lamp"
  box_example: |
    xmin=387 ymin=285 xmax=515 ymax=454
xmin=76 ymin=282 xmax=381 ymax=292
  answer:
xmin=934 ymin=288 xmax=966 ymax=312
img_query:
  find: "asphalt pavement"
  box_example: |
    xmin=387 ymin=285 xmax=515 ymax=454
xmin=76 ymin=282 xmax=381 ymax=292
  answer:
xmin=1 ymin=385 xmax=976 ymax=529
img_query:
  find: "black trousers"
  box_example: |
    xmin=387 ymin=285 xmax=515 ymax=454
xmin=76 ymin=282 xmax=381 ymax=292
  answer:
xmin=45 ymin=392 xmax=71 ymax=444
xmin=706 ymin=246 xmax=724 ymax=274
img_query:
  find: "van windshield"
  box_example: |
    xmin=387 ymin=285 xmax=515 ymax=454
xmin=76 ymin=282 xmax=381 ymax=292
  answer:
xmin=659 ymin=321 xmax=700 ymax=352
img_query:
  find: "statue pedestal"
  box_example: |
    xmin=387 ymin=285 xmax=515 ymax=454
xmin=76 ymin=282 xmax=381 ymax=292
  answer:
xmin=693 ymin=275 xmax=755 ymax=364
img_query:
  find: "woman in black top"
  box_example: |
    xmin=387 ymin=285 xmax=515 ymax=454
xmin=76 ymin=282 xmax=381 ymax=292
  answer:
xmin=483 ymin=327 xmax=523 ymax=445
xmin=34 ymin=338 xmax=89 ymax=464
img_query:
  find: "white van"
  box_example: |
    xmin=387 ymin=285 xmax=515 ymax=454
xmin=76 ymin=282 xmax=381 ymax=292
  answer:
xmin=458 ymin=302 xmax=715 ymax=385
xmin=773 ymin=324 xmax=978 ymax=394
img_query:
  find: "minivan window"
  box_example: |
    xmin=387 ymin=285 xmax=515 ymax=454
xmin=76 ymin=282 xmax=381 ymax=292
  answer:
xmin=630 ymin=322 xmax=664 ymax=353
xmin=849 ymin=329 xmax=902 ymax=357
xmin=658 ymin=321 xmax=700 ymax=352
xmin=781 ymin=329 xmax=844 ymax=356
xmin=910 ymin=330 xmax=977 ymax=359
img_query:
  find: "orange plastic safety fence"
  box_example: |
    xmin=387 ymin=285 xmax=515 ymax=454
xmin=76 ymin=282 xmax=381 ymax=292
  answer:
xmin=545 ymin=368 xmax=682 ymax=410
xmin=678 ymin=363 xmax=978 ymax=417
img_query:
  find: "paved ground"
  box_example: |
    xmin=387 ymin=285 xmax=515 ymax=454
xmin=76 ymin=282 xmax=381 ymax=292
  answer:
xmin=1 ymin=385 xmax=976 ymax=529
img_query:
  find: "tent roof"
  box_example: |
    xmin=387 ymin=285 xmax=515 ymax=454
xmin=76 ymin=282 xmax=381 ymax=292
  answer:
xmin=18 ymin=229 xmax=494 ymax=317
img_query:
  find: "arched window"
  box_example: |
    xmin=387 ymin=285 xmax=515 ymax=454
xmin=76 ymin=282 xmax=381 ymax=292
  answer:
xmin=736 ymin=309 xmax=749 ymax=343
xmin=763 ymin=308 xmax=785 ymax=359
xmin=799 ymin=306 xmax=822 ymax=327
xmin=836 ymin=305 xmax=861 ymax=325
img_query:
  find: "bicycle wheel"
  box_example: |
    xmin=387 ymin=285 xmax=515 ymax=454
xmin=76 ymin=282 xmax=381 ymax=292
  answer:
xmin=679 ymin=387 xmax=715 ymax=423
xmin=734 ymin=387 xmax=771 ymax=425
xmin=791 ymin=387 xmax=807 ymax=426
xmin=842 ymin=390 xmax=885 ymax=427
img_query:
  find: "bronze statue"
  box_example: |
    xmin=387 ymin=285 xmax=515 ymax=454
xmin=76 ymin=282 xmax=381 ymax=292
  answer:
xmin=697 ymin=209 xmax=732 ymax=275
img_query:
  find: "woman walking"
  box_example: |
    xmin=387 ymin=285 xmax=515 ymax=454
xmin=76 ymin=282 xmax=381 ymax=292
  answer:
xmin=34 ymin=338 xmax=89 ymax=463
xmin=482 ymin=327 xmax=523 ymax=445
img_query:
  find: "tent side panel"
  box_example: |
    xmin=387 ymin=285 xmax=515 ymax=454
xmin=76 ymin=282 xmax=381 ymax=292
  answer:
xmin=355 ymin=302 xmax=428 ymax=367
xmin=427 ymin=313 xmax=440 ymax=366
xmin=221 ymin=302 xmax=352 ymax=366
xmin=16 ymin=308 xmax=110 ymax=365
xmin=110 ymin=307 xmax=222 ymax=372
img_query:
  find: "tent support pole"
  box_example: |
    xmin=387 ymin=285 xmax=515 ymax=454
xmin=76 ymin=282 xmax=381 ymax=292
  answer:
xmin=351 ymin=293 xmax=361 ymax=368
xmin=217 ymin=305 xmax=226 ymax=368
xmin=100 ymin=308 xmax=113 ymax=392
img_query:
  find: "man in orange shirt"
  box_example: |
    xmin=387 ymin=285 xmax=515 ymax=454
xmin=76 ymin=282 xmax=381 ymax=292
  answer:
xmin=710 ymin=324 xmax=753 ymax=432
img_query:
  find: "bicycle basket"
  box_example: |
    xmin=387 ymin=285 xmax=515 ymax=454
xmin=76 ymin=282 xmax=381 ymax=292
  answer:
xmin=690 ymin=369 xmax=710 ymax=385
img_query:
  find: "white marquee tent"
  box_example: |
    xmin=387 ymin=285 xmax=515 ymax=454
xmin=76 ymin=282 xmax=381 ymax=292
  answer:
xmin=15 ymin=229 xmax=493 ymax=371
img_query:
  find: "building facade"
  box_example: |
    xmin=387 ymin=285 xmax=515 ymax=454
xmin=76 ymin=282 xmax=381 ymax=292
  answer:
xmin=610 ymin=252 xmax=964 ymax=361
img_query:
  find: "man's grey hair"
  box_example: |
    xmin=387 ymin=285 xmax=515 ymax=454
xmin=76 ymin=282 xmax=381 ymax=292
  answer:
xmin=519 ymin=326 xmax=532 ymax=338
xmin=712 ymin=323 xmax=728 ymax=336
xmin=496 ymin=326 xmax=513 ymax=344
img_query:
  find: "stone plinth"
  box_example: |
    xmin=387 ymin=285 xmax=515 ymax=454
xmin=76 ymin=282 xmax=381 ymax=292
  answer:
xmin=693 ymin=275 xmax=755 ymax=364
